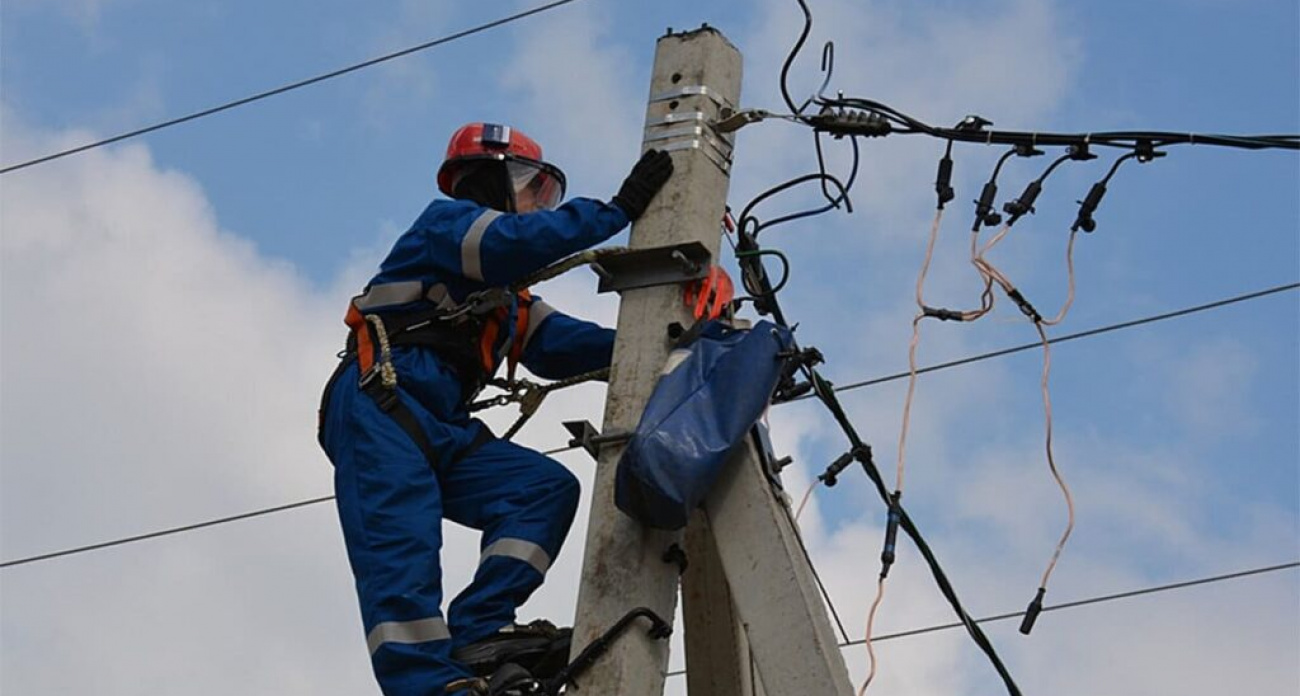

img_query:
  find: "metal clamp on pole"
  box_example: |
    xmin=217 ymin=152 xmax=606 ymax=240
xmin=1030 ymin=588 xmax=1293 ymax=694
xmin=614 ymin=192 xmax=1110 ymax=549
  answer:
xmin=645 ymin=84 xmax=737 ymax=174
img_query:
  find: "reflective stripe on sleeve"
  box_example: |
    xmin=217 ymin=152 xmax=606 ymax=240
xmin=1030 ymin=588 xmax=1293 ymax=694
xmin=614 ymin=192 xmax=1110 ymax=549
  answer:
xmin=481 ymin=538 xmax=551 ymax=575
xmin=461 ymin=210 xmax=502 ymax=282
xmin=353 ymin=281 xmax=425 ymax=311
xmin=366 ymin=616 xmax=451 ymax=655
xmin=520 ymin=300 xmax=557 ymax=353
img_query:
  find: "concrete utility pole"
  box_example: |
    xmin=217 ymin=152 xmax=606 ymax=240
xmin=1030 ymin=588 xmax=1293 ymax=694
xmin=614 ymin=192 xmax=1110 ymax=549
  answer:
xmin=568 ymin=26 xmax=855 ymax=696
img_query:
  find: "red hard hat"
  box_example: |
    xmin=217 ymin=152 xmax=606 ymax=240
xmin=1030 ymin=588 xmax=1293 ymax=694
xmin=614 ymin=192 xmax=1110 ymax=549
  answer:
xmin=437 ymin=123 xmax=566 ymax=210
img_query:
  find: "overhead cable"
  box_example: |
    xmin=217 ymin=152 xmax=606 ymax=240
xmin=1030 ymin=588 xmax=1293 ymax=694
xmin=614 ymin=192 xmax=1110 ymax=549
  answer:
xmin=2 ymin=281 xmax=1294 ymax=570
xmin=806 ymin=281 xmax=1299 ymax=400
xmin=663 ymin=560 xmax=1300 ymax=678
xmin=0 ymin=496 xmax=336 ymax=569
xmin=0 ymin=0 xmax=588 ymax=175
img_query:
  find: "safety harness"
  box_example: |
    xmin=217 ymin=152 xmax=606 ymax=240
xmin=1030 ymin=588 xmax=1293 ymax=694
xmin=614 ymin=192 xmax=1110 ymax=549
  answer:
xmin=318 ymin=282 xmax=536 ymax=471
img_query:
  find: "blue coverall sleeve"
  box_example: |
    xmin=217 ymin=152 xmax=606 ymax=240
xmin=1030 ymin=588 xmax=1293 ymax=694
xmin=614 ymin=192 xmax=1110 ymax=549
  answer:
xmin=520 ymin=300 xmax=615 ymax=381
xmin=464 ymin=198 xmax=629 ymax=287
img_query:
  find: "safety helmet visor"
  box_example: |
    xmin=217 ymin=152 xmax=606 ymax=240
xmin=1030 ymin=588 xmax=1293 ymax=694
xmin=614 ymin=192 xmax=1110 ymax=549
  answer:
xmin=505 ymin=159 xmax=565 ymax=212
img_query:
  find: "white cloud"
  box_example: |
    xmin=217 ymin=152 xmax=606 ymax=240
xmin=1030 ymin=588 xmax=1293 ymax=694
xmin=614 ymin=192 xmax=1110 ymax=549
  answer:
xmin=2 ymin=1 xmax=1295 ymax=694
xmin=1157 ymin=336 xmax=1262 ymax=439
xmin=499 ymin=0 xmax=644 ymax=193
xmin=0 ymin=109 xmax=373 ymax=694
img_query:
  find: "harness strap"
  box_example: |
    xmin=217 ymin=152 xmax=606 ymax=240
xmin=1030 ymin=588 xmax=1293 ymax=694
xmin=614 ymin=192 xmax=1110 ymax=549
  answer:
xmin=319 ymin=353 xmax=493 ymax=471
xmin=507 ymin=290 xmax=533 ymax=382
xmin=344 ymin=304 xmax=376 ymax=375
xmin=360 ymin=376 xmax=443 ymax=469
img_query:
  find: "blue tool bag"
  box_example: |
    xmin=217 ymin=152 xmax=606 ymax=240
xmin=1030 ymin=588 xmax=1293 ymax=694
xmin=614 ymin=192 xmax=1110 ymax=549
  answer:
xmin=615 ymin=320 xmax=795 ymax=530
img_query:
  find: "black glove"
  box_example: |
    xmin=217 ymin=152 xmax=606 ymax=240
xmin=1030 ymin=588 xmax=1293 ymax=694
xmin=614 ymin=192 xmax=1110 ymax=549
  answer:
xmin=612 ymin=149 xmax=674 ymax=220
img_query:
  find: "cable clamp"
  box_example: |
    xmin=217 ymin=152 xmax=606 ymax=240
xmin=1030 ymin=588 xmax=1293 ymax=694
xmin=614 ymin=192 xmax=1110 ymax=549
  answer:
xmin=922 ymin=306 xmax=965 ymax=322
xmin=1005 ymin=288 xmax=1043 ymax=323
xmin=712 ymin=108 xmax=771 ymax=134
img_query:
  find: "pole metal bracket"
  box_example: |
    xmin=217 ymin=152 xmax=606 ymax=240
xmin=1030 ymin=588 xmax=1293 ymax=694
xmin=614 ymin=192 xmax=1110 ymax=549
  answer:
xmin=591 ymin=241 xmax=712 ymax=294
xmin=563 ymin=420 xmax=634 ymax=461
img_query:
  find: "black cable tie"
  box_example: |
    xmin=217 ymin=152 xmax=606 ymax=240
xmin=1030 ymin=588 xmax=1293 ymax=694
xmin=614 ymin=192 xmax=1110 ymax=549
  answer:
xmin=880 ymin=491 xmax=902 ymax=576
xmin=923 ymin=306 xmax=965 ymax=322
xmin=1005 ymin=288 xmax=1043 ymax=323
xmin=819 ymin=451 xmax=856 ymax=487
xmin=1019 ymin=587 xmax=1046 ymax=635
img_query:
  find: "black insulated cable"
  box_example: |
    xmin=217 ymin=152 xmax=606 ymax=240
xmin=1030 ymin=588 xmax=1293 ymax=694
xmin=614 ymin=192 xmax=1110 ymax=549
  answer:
xmin=813 ymin=128 xmax=860 ymax=209
xmin=1004 ymin=143 xmax=1097 ymax=226
xmin=1072 ymin=147 xmax=1162 ymax=232
xmin=779 ymin=0 xmax=816 ymax=116
xmin=972 ymin=148 xmax=1018 ymax=231
xmin=735 ymin=173 xmax=852 ymax=239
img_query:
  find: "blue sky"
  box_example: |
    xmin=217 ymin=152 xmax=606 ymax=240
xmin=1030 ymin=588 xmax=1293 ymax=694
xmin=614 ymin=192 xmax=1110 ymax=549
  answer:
xmin=2 ymin=1 xmax=1297 ymax=694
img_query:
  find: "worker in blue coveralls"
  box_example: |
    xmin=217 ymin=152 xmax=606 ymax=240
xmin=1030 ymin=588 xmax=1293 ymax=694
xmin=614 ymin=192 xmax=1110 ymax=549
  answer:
xmin=318 ymin=122 xmax=674 ymax=696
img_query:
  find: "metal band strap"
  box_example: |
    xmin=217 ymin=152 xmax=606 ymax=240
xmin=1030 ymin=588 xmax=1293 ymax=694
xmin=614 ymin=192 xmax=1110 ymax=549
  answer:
xmin=521 ymin=300 xmax=557 ymax=353
xmin=366 ymin=616 xmax=451 ymax=655
xmin=481 ymin=538 xmax=551 ymax=575
xmin=461 ymin=210 xmax=502 ymax=282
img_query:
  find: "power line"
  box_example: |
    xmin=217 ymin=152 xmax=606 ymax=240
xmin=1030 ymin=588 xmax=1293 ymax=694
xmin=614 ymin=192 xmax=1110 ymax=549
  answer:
xmin=796 ymin=281 xmax=1300 ymax=400
xmin=664 ymin=560 xmax=1300 ymax=678
xmin=0 ymin=0 xmax=587 ymax=175
xmin=0 ymin=496 xmax=336 ymax=569
xmin=2 ymin=281 xmax=1295 ymax=569
xmin=864 ymin=561 xmax=1300 ymax=645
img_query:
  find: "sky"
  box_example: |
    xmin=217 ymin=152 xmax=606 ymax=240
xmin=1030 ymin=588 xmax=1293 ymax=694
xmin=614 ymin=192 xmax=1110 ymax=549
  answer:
xmin=1 ymin=0 xmax=1297 ymax=694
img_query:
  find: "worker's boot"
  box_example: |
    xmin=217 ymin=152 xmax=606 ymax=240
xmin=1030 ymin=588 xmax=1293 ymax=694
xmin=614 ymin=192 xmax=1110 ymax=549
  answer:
xmin=445 ymin=663 xmax=540 ymax=695
xmin=452 ymin=619 xmax=571 ymax=681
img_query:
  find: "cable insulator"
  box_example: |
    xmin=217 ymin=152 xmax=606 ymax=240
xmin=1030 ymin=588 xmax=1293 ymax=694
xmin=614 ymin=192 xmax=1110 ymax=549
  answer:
xmin=1019 ymin=587 xmax=1047 ymax=635
xmin=880 ymin=492 xmax=902 ymax=576
xmin=1004 ymin=180 xmax=1043 ymax=225
xmin=1072 ymin=181 xmax=1107 ymax=232
xmin=935 ymin=154 xmax=955 ymax=209
xmin=819 ymin=451 xmax=856 ymax=487
xmin=973 ymin=181 xmax=1001 ymax=231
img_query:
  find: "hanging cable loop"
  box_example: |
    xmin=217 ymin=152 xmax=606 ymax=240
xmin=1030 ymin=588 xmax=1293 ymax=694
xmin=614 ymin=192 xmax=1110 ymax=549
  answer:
xmin=736 ymin=172 xmax=853 ymax=238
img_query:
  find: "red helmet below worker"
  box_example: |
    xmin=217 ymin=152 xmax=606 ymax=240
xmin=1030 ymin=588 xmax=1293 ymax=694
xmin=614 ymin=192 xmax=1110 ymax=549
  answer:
xmin=437 ymin=123 xmax=567 ymax=212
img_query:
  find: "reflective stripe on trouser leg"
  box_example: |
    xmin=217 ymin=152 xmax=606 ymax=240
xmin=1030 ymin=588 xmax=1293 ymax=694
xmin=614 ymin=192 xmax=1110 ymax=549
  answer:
xmin=368 ymin=617 xmax=452 ymax=655
xmin=319 ymin=366 xmax=477 ymax=694
xmin=441 ymin=438 xmax=581 ymax=647
xmin=481 ymin=538 xmax=553 ymax=576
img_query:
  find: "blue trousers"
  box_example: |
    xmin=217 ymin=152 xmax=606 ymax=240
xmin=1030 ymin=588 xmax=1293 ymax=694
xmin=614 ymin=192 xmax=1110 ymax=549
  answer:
xmin=321 ymin=359 xmax=580 ymax=695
